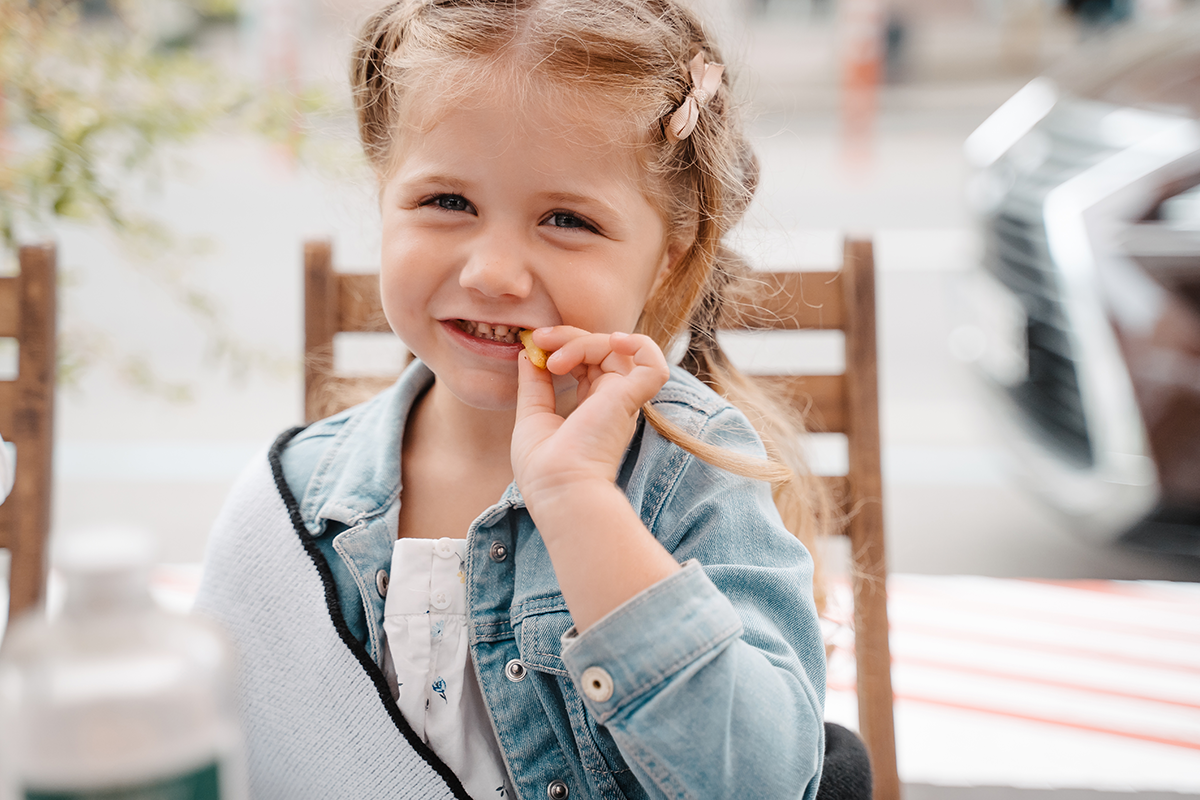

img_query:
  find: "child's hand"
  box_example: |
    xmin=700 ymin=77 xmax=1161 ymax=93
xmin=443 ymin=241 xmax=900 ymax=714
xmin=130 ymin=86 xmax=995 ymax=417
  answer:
xmin=513 ymin=327 xmax=669 ymax=512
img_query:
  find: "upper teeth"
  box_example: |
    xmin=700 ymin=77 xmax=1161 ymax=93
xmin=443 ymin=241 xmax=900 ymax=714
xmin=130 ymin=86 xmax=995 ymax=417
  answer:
xmin=458 ymin=320 xmax=521 ymax=343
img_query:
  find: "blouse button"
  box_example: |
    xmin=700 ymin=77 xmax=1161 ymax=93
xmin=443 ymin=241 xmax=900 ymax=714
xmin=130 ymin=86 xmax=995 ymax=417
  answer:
xmin=375 ymin=569 xmax=389 ymax=599
xmin=580 ymin=666 xmax=614 ymax=702
xmin=547 ymin=780 xmax=569 ymax=800
xmin=430 ymin=590 xmax=450 ymax=610
xmin=434 ymin=537 xmax=456 ymax=558
xmin=504 ymin=659 xmax=527 ymax=682
xmin=489 ymin=541 xmax=508 ymax=562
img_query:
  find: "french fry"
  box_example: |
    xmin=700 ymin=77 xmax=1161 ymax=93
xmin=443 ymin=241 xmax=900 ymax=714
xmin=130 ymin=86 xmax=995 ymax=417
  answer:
xmin=518 ymin=329 xmax=549 ymax=369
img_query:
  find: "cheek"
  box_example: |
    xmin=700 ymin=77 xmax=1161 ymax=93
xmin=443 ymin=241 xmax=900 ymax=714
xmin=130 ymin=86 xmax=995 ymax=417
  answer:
xmin=379 ymin=239 xmax=434 ymax=333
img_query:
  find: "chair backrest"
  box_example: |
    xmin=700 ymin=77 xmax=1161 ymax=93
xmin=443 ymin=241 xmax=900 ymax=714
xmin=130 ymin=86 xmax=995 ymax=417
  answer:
xmin=718 ymin=239 xmax=898 ymax=800
xmin=0 ymin=244 xmax=57 ymax=625
xmin=303 ymin=241 xmax=402 ymax=424
xmin=302 ymin=237 xmax=897 ymax=798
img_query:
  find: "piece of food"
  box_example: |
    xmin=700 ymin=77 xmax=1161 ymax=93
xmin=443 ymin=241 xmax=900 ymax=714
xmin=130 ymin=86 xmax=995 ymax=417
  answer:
xmin=518 ymin=329 xmax=549 ymax=369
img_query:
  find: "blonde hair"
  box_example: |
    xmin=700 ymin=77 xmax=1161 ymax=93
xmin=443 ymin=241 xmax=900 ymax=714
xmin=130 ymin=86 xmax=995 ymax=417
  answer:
xmin=351 ymin=0 xmax=837 ymax=607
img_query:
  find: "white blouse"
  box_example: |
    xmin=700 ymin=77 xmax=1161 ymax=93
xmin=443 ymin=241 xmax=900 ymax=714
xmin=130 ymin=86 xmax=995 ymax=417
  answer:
xmin=381 ymin=537 xmax=513 ymax=800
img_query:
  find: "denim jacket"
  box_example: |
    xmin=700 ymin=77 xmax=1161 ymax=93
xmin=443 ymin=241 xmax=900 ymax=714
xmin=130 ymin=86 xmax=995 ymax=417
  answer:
xmin=279 ymin=361 xmax=825 ymax=800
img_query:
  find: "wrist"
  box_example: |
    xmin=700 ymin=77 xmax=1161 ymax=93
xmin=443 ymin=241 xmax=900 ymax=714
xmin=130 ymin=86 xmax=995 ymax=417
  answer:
xmin=523 ymin=479 xmax=680 ymax=632
xmin=523 ymin=477 xmax=624 ymax=539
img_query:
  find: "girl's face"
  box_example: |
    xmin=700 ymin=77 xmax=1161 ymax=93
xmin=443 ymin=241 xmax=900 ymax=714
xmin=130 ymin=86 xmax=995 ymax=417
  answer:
xmin=379 ymin=85 xmax=677 ymax=412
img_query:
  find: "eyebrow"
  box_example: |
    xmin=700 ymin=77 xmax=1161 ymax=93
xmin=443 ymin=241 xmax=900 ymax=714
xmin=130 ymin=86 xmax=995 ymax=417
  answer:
xmin=543 ymin=191 xmax=620 ymax=219
xmin=395 ymin=172 xmax=469 ymax=191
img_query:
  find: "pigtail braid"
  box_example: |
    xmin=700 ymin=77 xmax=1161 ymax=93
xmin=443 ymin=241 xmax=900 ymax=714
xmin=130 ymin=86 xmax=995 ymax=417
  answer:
xmin=641 ymin=246 xmax=838 ymax=610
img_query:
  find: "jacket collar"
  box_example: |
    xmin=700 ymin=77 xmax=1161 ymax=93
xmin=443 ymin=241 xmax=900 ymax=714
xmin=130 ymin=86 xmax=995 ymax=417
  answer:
xmin=299 ymin=361 xmax=527 ymax=536
xmin=299 ymin=361 xmax=432 ymax=533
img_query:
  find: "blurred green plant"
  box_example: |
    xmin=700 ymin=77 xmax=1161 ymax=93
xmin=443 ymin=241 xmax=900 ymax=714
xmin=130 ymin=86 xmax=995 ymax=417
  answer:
xmin=0 ymin=0 xmax=338 ymax=400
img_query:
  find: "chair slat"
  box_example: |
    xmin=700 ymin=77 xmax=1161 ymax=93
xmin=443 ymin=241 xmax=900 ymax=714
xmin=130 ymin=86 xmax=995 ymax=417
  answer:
xmin=337 ymin=275 xmax=390 ymax=333
xmin=307 ymin=374 xmax=399 ymax=422
xmin=0 ymin=277 xmax=18 ymax=337
xmin=303 ymin=241 xmax=336 ymax=425
xmin=819 ymin=475 xmax=851 ymax=515
xmin=752 ymin=374 xmax=846 ymax=433
xmin=720 ymin=270 xmax=845 ymax=330
xmin=0 ymin=379 xmax=14 ymax=433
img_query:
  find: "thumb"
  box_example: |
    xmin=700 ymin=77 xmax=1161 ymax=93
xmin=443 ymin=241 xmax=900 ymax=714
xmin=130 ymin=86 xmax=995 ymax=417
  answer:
xmin=515 ymin=350 xmax=558 ymax=424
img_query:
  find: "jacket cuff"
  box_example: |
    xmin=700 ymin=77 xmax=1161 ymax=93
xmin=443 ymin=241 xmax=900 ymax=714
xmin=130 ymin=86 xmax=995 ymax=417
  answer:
xmin=559 ymin=559 xmax=743 ymax=724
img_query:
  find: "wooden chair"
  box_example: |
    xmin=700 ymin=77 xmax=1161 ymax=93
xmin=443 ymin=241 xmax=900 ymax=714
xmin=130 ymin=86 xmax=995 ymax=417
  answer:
xmin=302 ymin=237 xmax=898 ymax=798
xmin=303 ymin=241 xmax=401 ymax=424
xmin=719 ymin=239 xmax=898 ymax=800
xmin=0 ymin=244 xmax=57 ymax=625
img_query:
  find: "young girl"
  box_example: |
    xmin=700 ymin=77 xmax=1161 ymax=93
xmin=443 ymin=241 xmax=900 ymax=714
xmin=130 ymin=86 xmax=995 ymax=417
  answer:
xmin=197 ymin=1 xmax=833 ymax=798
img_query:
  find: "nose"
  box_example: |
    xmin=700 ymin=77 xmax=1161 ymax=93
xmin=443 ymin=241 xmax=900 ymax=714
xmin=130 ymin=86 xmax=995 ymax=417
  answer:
xmin=459 ymin=228 xmax=534 ymax=299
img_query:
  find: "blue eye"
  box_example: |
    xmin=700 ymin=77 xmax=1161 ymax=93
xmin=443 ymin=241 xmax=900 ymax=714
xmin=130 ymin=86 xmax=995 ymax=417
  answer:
xmin=544 ymin=212 xmax=593 ymax=231
xmin=433 ymin=194 xmax=471 ymax=212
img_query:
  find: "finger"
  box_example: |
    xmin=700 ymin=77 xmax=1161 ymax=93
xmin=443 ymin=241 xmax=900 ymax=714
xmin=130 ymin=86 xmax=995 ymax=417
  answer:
xmin=529 ymin=325 xmax=590 ymax=351
xmin=546 ymin=332 xmax=631 ymax=374
xmin=609 ymin=331 xmax=662 ymax=362
xmin=522 ymin=326 xmax=594 ymax=376
xmin=514 ymin=350 xmax=558 ymax=423
xmin=605 ymin=332 xmax=671 ymax=407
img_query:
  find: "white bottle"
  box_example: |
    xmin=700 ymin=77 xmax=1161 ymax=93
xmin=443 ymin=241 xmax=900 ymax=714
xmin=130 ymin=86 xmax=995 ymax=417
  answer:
xmin=0 ymin=529 xmax=247 ymax=800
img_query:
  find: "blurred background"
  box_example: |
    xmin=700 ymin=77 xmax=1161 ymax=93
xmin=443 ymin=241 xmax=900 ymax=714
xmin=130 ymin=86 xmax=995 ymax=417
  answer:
xmin=2 ymin=0 xmax=1199 ymax=794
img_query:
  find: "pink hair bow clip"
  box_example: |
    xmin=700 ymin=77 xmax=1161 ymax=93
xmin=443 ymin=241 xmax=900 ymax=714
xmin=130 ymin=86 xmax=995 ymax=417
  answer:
xmin=665 ymin=52 xmax=724 ymax=144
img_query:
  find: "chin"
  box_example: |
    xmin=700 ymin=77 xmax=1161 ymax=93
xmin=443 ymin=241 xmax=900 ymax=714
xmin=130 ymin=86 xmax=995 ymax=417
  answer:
xmin=433 ymin=367 xmax=576 ymax=414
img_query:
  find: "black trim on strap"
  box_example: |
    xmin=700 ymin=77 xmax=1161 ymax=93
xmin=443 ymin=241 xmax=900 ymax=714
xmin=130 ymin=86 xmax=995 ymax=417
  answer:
xmin=267 ymin=426 xmax=473 ymax=800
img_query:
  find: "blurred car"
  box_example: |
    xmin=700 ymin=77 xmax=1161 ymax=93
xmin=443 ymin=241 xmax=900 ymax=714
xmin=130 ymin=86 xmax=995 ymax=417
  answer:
xmin=961 ymin=15 xmax=1200 ymax=554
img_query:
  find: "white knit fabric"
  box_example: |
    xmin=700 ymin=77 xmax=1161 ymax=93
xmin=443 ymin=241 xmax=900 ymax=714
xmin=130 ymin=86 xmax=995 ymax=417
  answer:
xmin=194 ymin=452 xmax=463 ymax=800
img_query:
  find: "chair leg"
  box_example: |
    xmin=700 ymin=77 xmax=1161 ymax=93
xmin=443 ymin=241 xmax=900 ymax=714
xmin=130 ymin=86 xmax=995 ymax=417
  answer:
xmin=850 ymin=515 xmax=899 ymax=800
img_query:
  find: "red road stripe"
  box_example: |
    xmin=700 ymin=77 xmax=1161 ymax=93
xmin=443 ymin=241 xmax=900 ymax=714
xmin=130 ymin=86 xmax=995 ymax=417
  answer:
xmin=826 ymin=680 xmax=1200 ymax=752
xmin=1021 ymin=579 xmax=1200 ymax=616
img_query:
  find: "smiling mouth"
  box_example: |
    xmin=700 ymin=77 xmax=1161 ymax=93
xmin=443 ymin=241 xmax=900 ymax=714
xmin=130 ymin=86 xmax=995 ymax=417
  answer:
xmin=453 ymin=319 xmax=524 ymax=344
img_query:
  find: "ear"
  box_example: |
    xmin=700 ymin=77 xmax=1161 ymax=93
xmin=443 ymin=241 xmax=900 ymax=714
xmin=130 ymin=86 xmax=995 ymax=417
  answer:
xmin=650 ymin=237 xmax=689 ymax=298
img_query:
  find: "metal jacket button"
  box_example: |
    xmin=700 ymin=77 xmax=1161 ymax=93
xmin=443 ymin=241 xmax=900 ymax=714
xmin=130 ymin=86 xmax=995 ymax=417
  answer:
xmin=581 ymin=666 xmax=613 ymax=702
xmin=489 ymin=541 xmax=508 ymax=562
xmin=547 ymin=780 xmax=568 ymax=800
xmin=375 ymin=569 xmax=389 ymax=598
xmin=505 ymin=659 xmax=527 ymax=682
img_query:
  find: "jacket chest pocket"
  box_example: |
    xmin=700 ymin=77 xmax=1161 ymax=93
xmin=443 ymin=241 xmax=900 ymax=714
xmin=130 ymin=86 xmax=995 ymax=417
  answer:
xmin=515 ymin=606 xmax=573 ymax=676
xmin=514 ymin=609 xmax=635 ymax=787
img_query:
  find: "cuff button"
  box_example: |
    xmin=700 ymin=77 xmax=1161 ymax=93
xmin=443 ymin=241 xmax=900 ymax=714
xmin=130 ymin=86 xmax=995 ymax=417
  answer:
xmin=580 ymin=666 xmax=613 ymax=702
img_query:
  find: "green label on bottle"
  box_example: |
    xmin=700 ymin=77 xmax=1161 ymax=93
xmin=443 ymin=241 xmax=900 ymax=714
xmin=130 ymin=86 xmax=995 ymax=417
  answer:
xmin=24 ymin=761 xmax=221 ymax=800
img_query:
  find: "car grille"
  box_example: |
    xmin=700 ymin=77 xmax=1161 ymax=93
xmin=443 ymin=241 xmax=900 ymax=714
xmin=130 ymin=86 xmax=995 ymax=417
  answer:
xmin=983 ymin=99 xmax=1123 ymax=467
